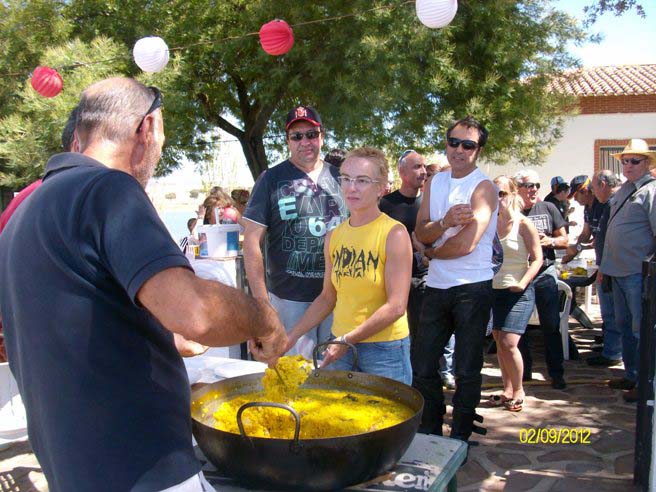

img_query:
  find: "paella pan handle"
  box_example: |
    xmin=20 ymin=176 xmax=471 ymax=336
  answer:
xmin=313 ymin=340 xmax=358 ymax=371
xmin=236 ymin=402 xmax=302 ymax=446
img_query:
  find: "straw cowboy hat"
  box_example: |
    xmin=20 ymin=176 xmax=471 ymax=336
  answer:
xmin=611 ymin=139 xmax=656 ymax=167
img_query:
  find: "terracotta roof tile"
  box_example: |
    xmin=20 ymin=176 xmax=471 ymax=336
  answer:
xmin=551 ymin=64 xmax=656 ymax=97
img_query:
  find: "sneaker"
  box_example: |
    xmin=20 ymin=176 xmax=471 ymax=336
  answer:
xmin=608 ymin=377 xmax=635 ymax=390
xmin=551 ymin=376 xmax=567 ymax=390
xmin=623 ymin=387 xmax=639 ymax=403
xmin=586 ymin=355 xmax=622 ymax=367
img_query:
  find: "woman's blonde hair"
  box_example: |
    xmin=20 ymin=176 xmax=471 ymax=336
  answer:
xmin=202 ymin=191 xmax=235 ymax=224
xmin=494 ymin=175 xmax=524 ymax=213
xmin=344 ymin=146 xmax=389 ymax=181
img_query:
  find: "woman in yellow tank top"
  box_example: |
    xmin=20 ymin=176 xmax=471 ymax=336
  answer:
xmin=283 ymin=147 xmax=413 ymax=384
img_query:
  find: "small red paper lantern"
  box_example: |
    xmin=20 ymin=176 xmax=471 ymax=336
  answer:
xmin=30 ymin=66 xmax=63 ymax=98
xmin=259 ymin=19 xmax=294 ymax=56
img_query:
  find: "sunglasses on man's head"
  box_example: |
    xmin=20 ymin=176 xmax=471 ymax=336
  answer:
xmin=136 ymin=86 xmax=162 ymax=134
xmin=518 ymin=182 xmax=540 ymax=190
xmin=398 ymin=149 xmax=416 ymax=163
xmin=288 ymin=130 xmax=321 ymax=141
xmin=447 ymin=137 xmax=478 ymax=151
xmin=621 ymin=157 xmax=647 ymax=166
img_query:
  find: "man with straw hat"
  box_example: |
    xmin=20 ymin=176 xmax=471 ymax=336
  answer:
xmin=600 ymin=138 xmax=656 ymax=403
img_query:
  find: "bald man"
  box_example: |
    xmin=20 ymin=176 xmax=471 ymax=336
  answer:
xmin=0 ymin=78 xmax=286 ymax=492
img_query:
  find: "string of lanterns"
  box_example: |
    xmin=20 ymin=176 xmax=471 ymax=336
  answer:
xmin=30 ymin=0 xmax=457 ymax=98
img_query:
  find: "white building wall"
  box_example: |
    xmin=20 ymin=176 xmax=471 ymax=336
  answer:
xmin=481 ymin=112 xmax=656 ymax=200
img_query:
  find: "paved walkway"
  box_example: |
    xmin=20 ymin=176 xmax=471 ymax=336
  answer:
xmin=0 ymin=305 xmax=641 ymax=491
xmin=455 ymin=303 xmax=640 ymax=491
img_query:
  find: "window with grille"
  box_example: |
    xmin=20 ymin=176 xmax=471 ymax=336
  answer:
xmin=600 ymin=144 xmax=656 ymax=176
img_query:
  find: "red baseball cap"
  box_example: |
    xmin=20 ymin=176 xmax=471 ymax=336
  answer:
xmin=285 ymin=106 xmax=322 ymax=130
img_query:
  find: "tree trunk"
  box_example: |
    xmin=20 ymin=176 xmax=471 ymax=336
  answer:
xmin=238 ymin=132 xmax=268 ymax=180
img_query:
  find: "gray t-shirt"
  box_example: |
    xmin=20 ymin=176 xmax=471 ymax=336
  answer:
xmin=601 ymin=173 xmax=656 ymax=277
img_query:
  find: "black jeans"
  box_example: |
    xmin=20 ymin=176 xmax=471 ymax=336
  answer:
xmin=518 ymin=265 xmax=565 ymax=380
xmin=412 ymin=280 xmax=493 ymax=433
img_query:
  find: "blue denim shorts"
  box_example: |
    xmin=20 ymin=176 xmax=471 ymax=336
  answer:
xmin=326 ymin=336 xmax=412 ymax=385
xmin=492 ymin=284 xmax=535 ymax=335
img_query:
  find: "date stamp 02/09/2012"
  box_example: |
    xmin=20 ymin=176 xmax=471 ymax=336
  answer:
xmin=519 ymin=427 xmax=592 ymax=445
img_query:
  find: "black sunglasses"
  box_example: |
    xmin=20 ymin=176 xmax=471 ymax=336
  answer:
xmin=518 ymin=182 xmax=540 ymax=190
xmin=136 ymin=86 xmax=163 ymax=133
xmin=447 ymin=137 xmax=478 ymax=151
xmin=288 ymin=129 xmax=321 ymax=141
xmin=621 ymin=157 xmax=647 ymax=165
xmin=398 ymin=149 xmax=416 ymax=163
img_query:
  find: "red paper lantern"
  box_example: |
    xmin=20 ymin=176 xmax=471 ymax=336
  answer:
xmin=259 ymin=19 xmax=294 ymax=56
xmin=30 ymin=66 xmax=63 ymax=98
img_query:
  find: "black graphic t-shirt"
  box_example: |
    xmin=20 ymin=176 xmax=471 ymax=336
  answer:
xmin=584 ymin=198 xmax=607 ymax=239
xmin=523 ymin=200 xmax=567 ymax=267
xmin=379 ymin=190 xmax=428 ymax=278
xmin=244 ymin=160 xmax=348 ymax=302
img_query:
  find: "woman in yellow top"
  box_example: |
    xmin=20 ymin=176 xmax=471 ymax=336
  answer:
xmin=284 ymin=147 xmax=413 ymax=384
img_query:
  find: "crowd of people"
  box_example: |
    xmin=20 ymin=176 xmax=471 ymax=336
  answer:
xmin=0 ymin=76 xmax=655 ymax=491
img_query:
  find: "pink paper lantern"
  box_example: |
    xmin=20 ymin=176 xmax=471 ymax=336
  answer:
xmin=259 ymin=19 xmax=294 ymax=56
xmin=30 ymin=66 xmax=63 ymax=98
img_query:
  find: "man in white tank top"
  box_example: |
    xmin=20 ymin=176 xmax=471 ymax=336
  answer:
xmin=413 ymin=116 xmax=498 ymax=446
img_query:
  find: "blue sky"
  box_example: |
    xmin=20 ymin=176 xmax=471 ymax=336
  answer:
xmin=554 ymin=0 xmax=655 ymax=66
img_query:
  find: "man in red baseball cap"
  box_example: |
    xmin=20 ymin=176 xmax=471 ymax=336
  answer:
xmin=242 ymin=105 xmax=348 ymax=359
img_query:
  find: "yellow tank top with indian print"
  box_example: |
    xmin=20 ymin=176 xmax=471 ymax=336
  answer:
xmin=330 ymin=213 xmax=409 ymax=343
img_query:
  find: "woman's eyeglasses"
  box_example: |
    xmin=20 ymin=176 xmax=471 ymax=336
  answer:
xmin=136 ymin=86 xmax=162 ymax=133
xmin=288 ymin=130 xmax=321 ymax=141
xmin=518 ymin=182 xmax=540 ymax=190
xmin=338 ymin=176 xmax=380 ymax=188
xmin=447 ymin=137 xmax=478 ymax=151
xmin=621 ymin=157 xmax=647 ymax=165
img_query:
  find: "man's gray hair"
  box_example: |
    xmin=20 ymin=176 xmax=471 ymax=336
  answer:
xmin=513 ymin=169 xmax=541 ymax=183
xmin=75 ymin=78 xmax=156 ymax=151
xmin=595 ymin=169 xmax=621 ymax=188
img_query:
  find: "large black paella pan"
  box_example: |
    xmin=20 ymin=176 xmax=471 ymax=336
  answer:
xmin=191 ymin=346 xmax=423 ymax=491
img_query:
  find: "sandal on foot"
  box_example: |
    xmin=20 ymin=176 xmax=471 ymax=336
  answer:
xmin=504 ymin=398 xmax=524 ymax=412
xmin=487 ymin=394 xmax=509 ymax=407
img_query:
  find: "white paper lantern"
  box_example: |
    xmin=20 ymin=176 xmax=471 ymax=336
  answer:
xmin=133 ymin=36 xmax=170 ymax=73
xmin=416 ymin=0 xmax=458 ymax=29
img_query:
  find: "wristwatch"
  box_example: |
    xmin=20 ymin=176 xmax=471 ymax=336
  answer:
xmin=575 ymin=243 xmax=583 ymax=253
xmin=550 ymin=237 xmax=556 ymax=248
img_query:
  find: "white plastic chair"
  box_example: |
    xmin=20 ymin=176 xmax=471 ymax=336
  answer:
xmin=557 ymin=281 xmax=573 ymax=360
xmin=527 ymin=280 xmax=573 ymax=360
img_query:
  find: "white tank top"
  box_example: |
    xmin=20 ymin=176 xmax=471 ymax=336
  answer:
xmin=493 ymin=216 xmax=529 ymax=289
xmin=426 ymin=168 xmax=498 ymax=289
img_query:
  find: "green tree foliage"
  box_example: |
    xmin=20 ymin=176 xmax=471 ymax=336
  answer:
xmin=0 ymin=38 xmax=130 ymax=187
xmin=1 ymin=0 xmax=587 ymax=186
xmin=584 ymin=1 xmax=645 ymax=26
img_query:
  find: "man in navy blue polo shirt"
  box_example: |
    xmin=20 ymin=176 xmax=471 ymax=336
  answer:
xmin=0 ymin=78 xmax=286 ymax=492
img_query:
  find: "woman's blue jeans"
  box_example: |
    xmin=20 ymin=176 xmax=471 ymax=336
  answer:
xmin=328 ymin=337 xmax=412 ymax=385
